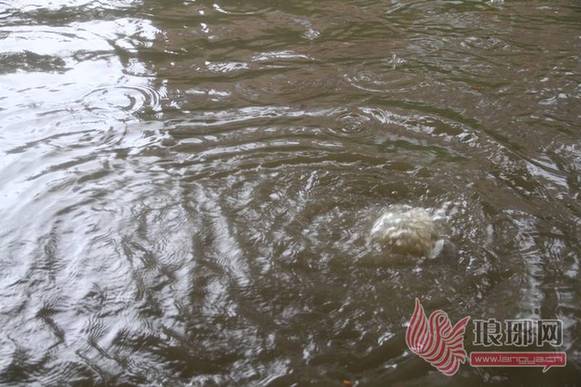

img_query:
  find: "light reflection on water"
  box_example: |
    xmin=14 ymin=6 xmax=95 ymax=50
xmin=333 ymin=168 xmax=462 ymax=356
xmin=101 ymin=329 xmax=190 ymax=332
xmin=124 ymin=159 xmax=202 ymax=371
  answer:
xmin=0 ymin=0 xmax=580 ymax=385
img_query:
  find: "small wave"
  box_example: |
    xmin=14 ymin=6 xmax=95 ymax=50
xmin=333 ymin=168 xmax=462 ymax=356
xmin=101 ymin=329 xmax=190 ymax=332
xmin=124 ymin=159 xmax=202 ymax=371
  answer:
xmin=80 ymin=85 xmax=164 ymax=114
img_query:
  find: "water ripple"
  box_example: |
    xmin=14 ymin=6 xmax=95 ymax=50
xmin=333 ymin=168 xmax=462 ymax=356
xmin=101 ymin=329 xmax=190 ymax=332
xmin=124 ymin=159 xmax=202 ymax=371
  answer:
xmin=1 ymin=0 xmax=580 ymax=385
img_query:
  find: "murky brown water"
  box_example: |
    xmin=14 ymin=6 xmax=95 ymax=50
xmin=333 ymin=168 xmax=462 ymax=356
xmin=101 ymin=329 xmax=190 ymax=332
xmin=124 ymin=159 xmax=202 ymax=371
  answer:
xmin=1 ymin=0 xmax=580 ymax=385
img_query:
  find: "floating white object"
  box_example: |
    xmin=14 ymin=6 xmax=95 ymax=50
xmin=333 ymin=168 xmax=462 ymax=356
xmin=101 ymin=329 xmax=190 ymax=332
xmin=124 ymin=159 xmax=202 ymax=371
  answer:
xmin=371 ymin=205 xmax=444 ymax=257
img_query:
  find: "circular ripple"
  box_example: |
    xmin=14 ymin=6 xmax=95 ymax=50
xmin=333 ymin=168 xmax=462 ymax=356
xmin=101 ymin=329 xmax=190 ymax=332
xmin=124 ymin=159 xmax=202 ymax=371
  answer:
xmin=80 ymin=85 xmax=163 ymax=114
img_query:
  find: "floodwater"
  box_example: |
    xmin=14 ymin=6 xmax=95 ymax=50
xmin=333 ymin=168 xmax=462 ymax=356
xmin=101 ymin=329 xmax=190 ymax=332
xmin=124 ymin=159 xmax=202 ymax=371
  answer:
xmin=0 ymin=0 xmax=580 ymax=385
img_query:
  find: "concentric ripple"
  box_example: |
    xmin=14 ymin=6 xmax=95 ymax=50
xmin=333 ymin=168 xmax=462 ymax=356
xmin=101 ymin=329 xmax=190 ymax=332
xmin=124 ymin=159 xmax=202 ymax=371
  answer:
xmin=1 ymin=0 xmax=580 ymax=385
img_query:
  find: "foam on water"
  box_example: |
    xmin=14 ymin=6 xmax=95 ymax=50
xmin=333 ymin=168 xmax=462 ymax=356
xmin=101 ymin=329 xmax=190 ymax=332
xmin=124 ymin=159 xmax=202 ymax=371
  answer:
xmin=371 ymin=204 xmax=447 ymax=257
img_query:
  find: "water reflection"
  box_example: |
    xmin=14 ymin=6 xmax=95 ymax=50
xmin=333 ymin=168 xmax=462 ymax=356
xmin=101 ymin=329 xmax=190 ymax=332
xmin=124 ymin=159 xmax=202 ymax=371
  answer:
xmin=0 ymin=0 xmax=580 ymax=385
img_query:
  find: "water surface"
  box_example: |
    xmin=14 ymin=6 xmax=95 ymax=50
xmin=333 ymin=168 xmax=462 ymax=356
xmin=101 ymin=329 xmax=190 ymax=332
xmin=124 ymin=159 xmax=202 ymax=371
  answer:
xmin=1 ymin=0 xmax=580 ymax=385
